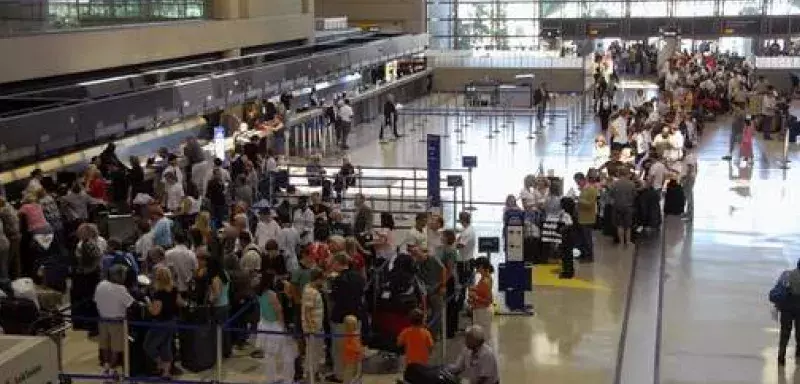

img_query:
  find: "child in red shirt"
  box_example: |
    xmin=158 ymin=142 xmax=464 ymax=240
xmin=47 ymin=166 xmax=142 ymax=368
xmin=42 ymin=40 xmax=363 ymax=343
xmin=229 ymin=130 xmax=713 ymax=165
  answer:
xmin=397 ymin=309 xmax=434 ymax=366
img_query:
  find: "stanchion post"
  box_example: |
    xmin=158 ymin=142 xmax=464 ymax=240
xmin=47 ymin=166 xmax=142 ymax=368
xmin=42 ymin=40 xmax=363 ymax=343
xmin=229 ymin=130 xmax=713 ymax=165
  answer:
xmin=387 ymin=186 xmax=393 ymax=214
xmin=410 ymin=168 xmax=422 ymax=209
xmin=467 ymin=167 xmax=476 ymax=211
xmin=563 ymin=113 xmax=571 ymax=146
xmin=454 ymin=107 xmax=462 ymax=133
xmin=357 ymin=166 xmax=363 ymax=195
xmin=123 ymin=319 xmax=130 ymax=380
xmin=441 ymin=297 xmax=448 ymax=364
xmin=528 ymin=115 xmax=535 ymax=139
xmin=461 ymin=182 xmax=466 ymax=212
xmin=215 ymin=325 xmax=223 ymax=382
xmin=493 ymin=112 xmax=501 ymax=133
xmin=487 ymin=114 xmax=494 ymax=139
xmin=307 ymin=334 xmax=316 ymax=384
xmin=452 ymin=186 xmax=458 ymax=229
xmin=419 ymin=114 xmax=428 ymax=143
xmin=781 ymin=125 xmax=792 ymax=169
xmin=509 ymin=115 xmax=517 ymax=145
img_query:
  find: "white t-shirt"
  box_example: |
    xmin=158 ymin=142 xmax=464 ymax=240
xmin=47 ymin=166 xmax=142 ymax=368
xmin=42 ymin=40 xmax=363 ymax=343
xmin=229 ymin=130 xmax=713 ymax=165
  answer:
xmin=338 ymin=104 xmax=354 ymax=123
xmin=611 ymin=116 xmax=628 ymax=144
xmin=668 ymin=131 xmax=684 ymax=161
xmin=634 ymin=131 xmax=651 ymax=155
xmin=162 ymin=165 xmax=184 ymax=186
xmin=255 ymin=219 xmax=281 ymax=250
xmin=165 ymin=183 xmax=185 ymax=212
xmin=457 ymin=225 xmax=476 ymax=262
xmin=404 ymin=228 xmax=428 ymax=251
xmin=278 ymin=227 xmax=300 ymax=270
xmin=648 ymin=160 xmax=668 ymax=190
xmin=94 ymin=280 xmax=135 ymax=319
xmin=164 ymin=244 xmax=198 ymax=292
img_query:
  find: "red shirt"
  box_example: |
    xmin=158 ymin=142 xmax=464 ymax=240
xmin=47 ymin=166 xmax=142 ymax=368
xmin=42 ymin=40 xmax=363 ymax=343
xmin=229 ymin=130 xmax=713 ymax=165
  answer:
xmin=87 ymin=178 xmax=108 ymax=201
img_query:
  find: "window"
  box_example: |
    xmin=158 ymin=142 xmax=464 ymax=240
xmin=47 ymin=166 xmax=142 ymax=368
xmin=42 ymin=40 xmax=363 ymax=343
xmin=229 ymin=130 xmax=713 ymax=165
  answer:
xmin=586 ymin=1 xmax=624 ymax=17
xmin=723 ymin=0 xmax=762 ymax=15
xmin=630 ymin=1 xmax=669 ymax=17
xmin=768 ymin=0 xmax=800 ymax=15
xmin=540 ymin=1 xmax=582 ymax=18
xmin=674 ymin=0 xmax=716 ymax=16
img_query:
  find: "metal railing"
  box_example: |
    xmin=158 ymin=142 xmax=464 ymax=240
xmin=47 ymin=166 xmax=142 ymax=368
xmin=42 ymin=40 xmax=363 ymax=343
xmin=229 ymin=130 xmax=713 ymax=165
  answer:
xmin=426 ymin=49 xmax=584 ymax=69
xmin=0 ymin=0 xmax=208 ymax=35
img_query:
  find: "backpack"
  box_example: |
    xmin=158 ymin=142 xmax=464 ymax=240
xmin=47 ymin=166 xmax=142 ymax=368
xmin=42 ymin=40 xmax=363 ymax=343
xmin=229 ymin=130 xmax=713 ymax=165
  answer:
xmin=108 ymin=252 xmax=137 ymax=288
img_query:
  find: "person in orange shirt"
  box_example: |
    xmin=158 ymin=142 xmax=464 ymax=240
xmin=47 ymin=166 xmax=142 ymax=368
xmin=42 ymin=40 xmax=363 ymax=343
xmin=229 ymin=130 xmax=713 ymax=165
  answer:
xmin=469 ymin=257 xmax=495 ymax=346
xmin=341 ymin=315 xmax=363 ymax=383
xmin=397 ymin=309 xmax=434 ymax=367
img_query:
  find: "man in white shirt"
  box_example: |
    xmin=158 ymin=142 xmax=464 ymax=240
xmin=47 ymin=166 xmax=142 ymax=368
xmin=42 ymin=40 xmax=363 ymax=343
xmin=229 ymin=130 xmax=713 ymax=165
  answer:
xmin=667 ymin=127 xmax=685 ymax=162
xmin=94 ymin=264 xmax=135 ymax=375
xmin=337 ymin=99 xmax=354 ymax=150
xmin=647 ymin=153 xmax=668 ymax=193
xmin=164 ymin=172 xmax=185 ymax=212
xmin=404 ymin=213 xmax=429 ymax=255
xmin=164 ymin=232 xmax=198 ymax=293
xmin=254 ymin=208 xmax=281 ymax=250
xmin=191 ymin=155 xmax=212 ymax=195
xmin=277 ymin=219 xmax=300 ymax=272
xmin=457 ymin=212 xmax=476 ymax=264
xmin=762 ymin=86 xmax=777 ymax=140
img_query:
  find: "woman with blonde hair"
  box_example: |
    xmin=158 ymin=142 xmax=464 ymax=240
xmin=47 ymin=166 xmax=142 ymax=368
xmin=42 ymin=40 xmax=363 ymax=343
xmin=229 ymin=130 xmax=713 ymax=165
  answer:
xmin=593 ymin=135 xmax=611 ymax=168
xmin=144 ymin=266 xmax=179 ymax=380
xmin=84 ymin=165 xmax=108 ymax=202
xmin=190 ymin=211 xmax=213 ymax=247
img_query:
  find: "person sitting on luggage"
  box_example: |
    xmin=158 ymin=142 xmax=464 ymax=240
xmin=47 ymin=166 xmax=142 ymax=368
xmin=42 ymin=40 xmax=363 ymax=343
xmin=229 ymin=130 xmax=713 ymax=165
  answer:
xmin=446 ymin=325 xmax=499 ymax=384
xmin=397 ymin=308 xmax=434 ymax=367
xmin=94 ymin=264 xmax=135 ymax=378
xmin=143 ymin=266 xmax=181 ymax=380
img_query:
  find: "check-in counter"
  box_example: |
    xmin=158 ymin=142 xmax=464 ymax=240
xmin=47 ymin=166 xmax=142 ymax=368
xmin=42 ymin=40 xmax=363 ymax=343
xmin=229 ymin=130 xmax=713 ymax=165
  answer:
xmin=232 ymin=69 xmax=431 ymax=157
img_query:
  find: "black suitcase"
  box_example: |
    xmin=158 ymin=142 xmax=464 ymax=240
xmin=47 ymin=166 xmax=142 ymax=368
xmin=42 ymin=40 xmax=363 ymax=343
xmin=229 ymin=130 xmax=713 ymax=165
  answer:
xmin=179 ymin=306 xmax=217 ymax=372
xmin=403 ymin=364 xmax=458 ymax=384
xmin=0 ymin=296 xmax=40 ymax=335
xmin=127 ymin=304 xmax=158 ymax=377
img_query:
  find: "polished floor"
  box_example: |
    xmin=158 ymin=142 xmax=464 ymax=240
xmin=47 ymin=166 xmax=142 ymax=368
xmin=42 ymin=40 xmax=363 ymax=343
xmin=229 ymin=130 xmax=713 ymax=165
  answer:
xmin=58 ymin=87 xmax=800 ymax=383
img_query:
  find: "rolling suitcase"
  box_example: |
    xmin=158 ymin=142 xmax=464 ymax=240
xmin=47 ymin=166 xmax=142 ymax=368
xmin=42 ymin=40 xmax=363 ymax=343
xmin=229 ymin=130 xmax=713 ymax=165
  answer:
xmin=403 ymin=364 xmax=458 ymax=384
xmin=0 ymin=296 xmax=40 ymax=335
xmin=179 ymin=306 xmax=218 ymax=372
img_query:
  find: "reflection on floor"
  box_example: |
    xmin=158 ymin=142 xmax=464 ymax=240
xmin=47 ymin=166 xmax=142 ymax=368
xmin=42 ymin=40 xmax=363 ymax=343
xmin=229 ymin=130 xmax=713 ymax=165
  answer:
xmin=59 ymin=89 xmax=800 ymax=383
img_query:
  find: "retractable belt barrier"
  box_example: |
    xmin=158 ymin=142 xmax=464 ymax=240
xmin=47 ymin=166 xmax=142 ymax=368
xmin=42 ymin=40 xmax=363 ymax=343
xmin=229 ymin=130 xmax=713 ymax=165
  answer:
xmin=57 ymin=291 xmax=460 ymax=384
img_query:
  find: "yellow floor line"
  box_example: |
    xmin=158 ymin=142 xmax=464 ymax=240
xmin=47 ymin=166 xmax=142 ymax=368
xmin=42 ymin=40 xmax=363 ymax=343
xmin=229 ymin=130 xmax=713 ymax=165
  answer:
xmin=532 ymin=263 xmax=610 ymax=291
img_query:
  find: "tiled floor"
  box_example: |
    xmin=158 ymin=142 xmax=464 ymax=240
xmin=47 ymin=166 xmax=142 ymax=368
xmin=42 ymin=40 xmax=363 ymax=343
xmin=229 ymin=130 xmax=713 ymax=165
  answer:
xmin=57 ymin=85 xmax=800 ymax=383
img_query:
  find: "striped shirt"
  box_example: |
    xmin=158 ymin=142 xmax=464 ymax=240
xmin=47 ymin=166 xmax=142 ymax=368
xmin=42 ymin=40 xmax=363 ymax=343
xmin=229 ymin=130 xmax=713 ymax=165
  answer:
xmin=541 ymin=211 xmax=573 ymax=245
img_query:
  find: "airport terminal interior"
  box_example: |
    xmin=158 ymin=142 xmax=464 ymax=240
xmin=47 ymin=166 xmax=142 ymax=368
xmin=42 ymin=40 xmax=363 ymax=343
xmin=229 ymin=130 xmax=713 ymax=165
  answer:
xmin=2 ymin=1 xmax=800 ymax=384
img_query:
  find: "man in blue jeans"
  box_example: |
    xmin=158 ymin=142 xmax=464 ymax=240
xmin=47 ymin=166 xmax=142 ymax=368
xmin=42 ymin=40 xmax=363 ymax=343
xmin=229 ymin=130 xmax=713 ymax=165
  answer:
xmin=573 ymin=173 xmax=598 ymax=262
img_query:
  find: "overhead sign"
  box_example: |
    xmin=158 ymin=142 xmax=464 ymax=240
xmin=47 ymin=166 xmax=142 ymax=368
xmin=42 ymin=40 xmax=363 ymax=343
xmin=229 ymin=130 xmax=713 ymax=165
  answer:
xmin=427 ymin=134 xmax=441 ymax=208
xmin=462 ymin=155 xmax=477 ymax=168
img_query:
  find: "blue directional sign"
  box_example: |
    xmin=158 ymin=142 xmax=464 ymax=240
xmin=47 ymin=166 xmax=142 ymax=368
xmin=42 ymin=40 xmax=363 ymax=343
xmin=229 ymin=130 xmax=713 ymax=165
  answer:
xmin=427 ymin=134 xmax=441 ymax=208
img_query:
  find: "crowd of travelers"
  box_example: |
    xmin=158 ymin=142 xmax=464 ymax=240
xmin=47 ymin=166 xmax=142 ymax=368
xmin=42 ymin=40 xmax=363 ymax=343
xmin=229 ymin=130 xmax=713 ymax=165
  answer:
xmin=0 ymin=101 xmax=498 ymax=384
xmin=511 ymin=47 xmax=797 ymax=281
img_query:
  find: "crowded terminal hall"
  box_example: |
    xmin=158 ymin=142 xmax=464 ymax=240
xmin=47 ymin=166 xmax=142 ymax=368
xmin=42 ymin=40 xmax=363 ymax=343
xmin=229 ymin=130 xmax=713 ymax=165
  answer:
xmin=3 ymin=4 xmax=800 ymax=381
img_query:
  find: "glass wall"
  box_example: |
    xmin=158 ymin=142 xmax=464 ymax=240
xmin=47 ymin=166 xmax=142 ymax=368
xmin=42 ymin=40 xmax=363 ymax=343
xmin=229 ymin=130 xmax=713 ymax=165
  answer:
xmin=427 ymin=0 xmax=800 ymax=49
xmin=0 ymin=0 xmax=209 ymax=35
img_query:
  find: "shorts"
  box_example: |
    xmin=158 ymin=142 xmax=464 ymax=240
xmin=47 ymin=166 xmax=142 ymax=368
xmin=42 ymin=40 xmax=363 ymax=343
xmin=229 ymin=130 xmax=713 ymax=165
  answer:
xmin=614 ymin=207 xmax=634 ymax=229
xmin=98 ymin=322 xmax=125 ymax=353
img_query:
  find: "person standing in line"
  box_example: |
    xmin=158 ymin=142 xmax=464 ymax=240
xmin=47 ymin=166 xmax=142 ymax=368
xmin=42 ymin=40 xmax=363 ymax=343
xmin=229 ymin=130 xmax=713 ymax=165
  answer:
xmin=681 ymin=148 xmax=698 ymax=221
xmin=381 ymin=94 xmax=401 ymax=143
xmin=609 ymin=168 xmax=637 ymax=247
xmin=573 ymin=172 xmax=598 ymax=262
xmin=302 ymin=268 xmax=326 ymax=381
xmin=338 ymin=99 xmax=354 ymax=150
xmin=468 ymin=257 xmax=494 ymax=346
xmin=329 ymin=252 xmax=365 ymax=382
xmin=533 ymin=82 xmax=550 ymax=128
xmin=770 ymin=259 xmax=800 ymax=366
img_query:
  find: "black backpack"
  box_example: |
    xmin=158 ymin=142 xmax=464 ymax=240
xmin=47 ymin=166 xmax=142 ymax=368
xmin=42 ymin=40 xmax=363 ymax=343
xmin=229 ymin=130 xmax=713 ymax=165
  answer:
xmin=108 ymin=252 xmax=137 ymax=288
